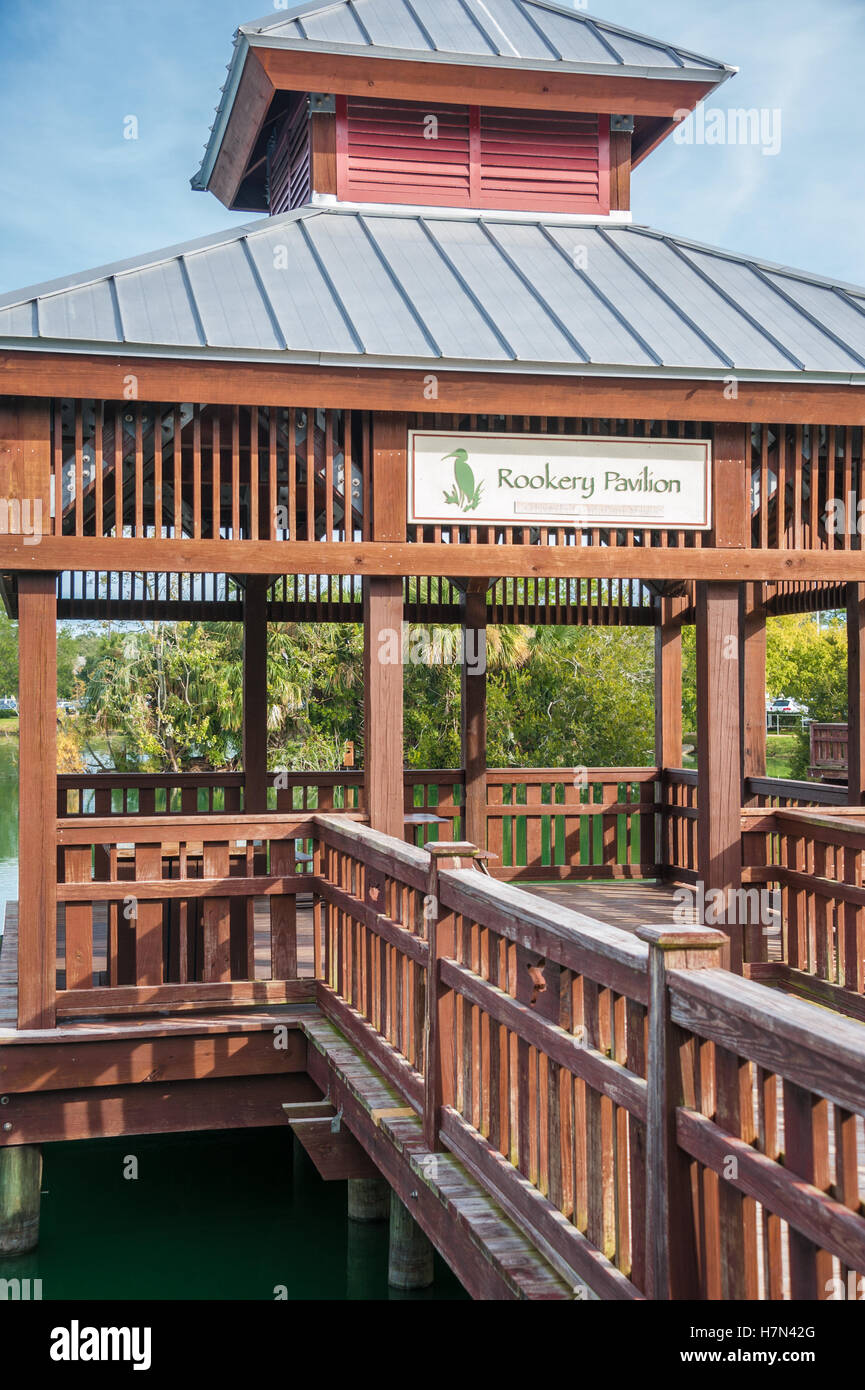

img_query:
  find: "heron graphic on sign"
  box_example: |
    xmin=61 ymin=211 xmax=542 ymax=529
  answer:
xmin=441 ymin=448 xmax=484 ymax=513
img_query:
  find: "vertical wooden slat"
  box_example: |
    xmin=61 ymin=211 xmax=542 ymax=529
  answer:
xmin=202 ymin=841 xmax=231 ymax=982
xmin=152 ymin=403 xmax=162 ymax=537
xmin=271 ymin=839 xmax=297 ymax=980
xmin=63 ymin=847 xmax=93 ymax=990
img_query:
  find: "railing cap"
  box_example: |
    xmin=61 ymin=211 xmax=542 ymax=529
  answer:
xmin=636 ymin=925 xmax=728 ymax=952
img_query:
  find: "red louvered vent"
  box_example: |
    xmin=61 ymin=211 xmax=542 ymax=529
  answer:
xmin=269 ymin=98 xmax=311 ymax=215
xmin=338 ymin=97 xmax=471 ymax=206
xmin=479 ymin=108 xmax=609 ymax=213
xmin=336 ymin=97 xmax=609 ymax=213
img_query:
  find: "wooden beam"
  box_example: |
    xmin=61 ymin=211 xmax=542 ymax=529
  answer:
xmin=712 ymin=422 xmax=750 ymax=549
xmin=0 ymin=1074 xmax=320 ymax=1146
xmin=3 ymin=352 xmax=864 ymax=425
xmin=11 ymin=537 xmax=865 ymax=582
xmin=0 ymin=399 xmax=51 ymax=532
xmin=0 ymin=1028 xmax=308 ymax=1092
xmin=363 ymin=577 xmax=404 ymax=838
xmin=461 ymin=586 xmax=488 ymax=850
xmin=285 ymin=1113 xmax=381 ymax=1181
xmin=848 ymin=582 xmax=865 ymax=805
xmin=310 ymin=110 xmax=338 ymax=196
xmin=372 ymin=412 xmax=408 ymax=542
xmin=243 ymin=576 xmax=269 ymax=813
xmin=208 ymin=50 xmax=275 ymax=208
xmin=0 ymin=535 xmax=834 ymax=581
xmin=255 ymin=48 xmax=719 ymax=118
xmin=17 ymin=573 xmax=56 ymax=1031
xmin=696 ymin=581 xmax=743 ymax=971
xmin=608 ymin=128 xmax=632 ymax=212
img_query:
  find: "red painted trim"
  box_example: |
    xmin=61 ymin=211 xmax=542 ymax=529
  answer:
xmin=335 ymin=94 xmax=350 ymax=202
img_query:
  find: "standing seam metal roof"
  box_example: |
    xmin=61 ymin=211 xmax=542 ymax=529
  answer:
xmin=192 ymin=1 xmax=735 ymax=192
xmin=239 ymin=0 xmax=733 ymax=74
xmin=1 ymin=206 xmax=864 ymax=381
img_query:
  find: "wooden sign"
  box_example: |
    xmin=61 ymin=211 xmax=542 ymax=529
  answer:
xmin=408 ymin=430 xmax=712 ymax=529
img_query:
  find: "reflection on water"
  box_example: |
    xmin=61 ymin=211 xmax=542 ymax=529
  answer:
xmin=0 ymin=730 xmax=17 ymax=926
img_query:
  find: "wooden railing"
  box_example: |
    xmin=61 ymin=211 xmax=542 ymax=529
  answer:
xmin=57 ymin=767 xmax=663 ymax=881
xmin=54 ymin=813 xmax=322 ymax=1019
xmin=743 ymin=805 xmax=865 ymax=1019
xmin=810 ymin=722 xmax=849 ymax=781
xmin=312 ymin=815 xmax=865 ymax=1301
xmin=58 ymin=771 xmax=246 ymax=817
xmin=661 ymin=768 xmax=698 ymax=882
xmin=485 ymin=768 xmax=658 ymax=881
xmin=745 ymin=775 xmax=848 ymax=809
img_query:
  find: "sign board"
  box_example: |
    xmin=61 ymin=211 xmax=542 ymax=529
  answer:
xmin=408 ymin=431 xmax=712 ymax=530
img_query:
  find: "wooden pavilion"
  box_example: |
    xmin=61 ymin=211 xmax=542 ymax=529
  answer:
xmin=1 ymin=0 xmax=865 ymax=1302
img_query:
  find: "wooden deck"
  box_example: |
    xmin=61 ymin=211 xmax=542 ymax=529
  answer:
xmin=523 ymin=880 xmax=695 ymax=931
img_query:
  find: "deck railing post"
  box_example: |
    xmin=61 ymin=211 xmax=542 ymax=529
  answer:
xmin=423 ymin=841 xmax=479 ymax=1152
xmin=636 ymin=924 xmax=727 ymax=1300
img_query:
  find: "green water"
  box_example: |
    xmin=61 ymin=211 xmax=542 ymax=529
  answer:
xmin=0 ymin=732 xmax=467 ymax=1301
xmin=0 ymin=1130 xmax=466 ymax=1300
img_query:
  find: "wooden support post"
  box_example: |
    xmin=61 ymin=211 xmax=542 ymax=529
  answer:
xmin=461 ymin=583 xmax=488 ymax=850
xmin=655 ymin=595 xmax=683 ymax=880
xmin=363 ymin=577 xmax=404 ymax=839
xmin=0 ymin=1145 xmax=42 ymax=1254
xmin=655 ymin=597 xmax=683 ymax=772
xmin=741 ymin=582 xmax=767 ymax=791
xmin=637 ymin=926 xmax=727 ymax=1300
xmin=847 ymin=583 xmax=865 ymax=805
xmin=422 ymin=843 xmax=477 ymax=1151
xmin=17 ymin=573 xmax=57 ymax=1031
xmin=388 ymin=1190 xmax=434 ymax=1290
xmin=347 ymin=1177 xmax=390 ymax=1223
xmin=696 ymin=581 xmax=743 ymax=972
xmin=242 ymin=576 xmax=269 ymax=814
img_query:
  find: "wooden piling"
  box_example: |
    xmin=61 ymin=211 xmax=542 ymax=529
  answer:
xmin=347 ymin=1177 xmax=389 ymax=1223
xmin=0 ymin=1145 xmax=42 ymax=1254
xmin=388 ymin=1191 xmax=434 ymax=1290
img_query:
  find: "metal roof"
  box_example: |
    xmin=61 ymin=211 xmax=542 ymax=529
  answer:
xmin=2 ymin=206 xmax=864 ymax=384
xmin=240 ymin=0 xmax=732 ymax=73
xmin=192 ymin=2 xmax=735 ymax=193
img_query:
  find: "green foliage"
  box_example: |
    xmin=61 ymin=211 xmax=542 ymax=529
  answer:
xmin=0 ymin=607 xmax=101 ymax=700
xmin=684 ymin=613 xmax=847 ymax=779
xmin=0 ymin=608 xmax=16 ymax=698
xmin=62 ymin=617 xmax=657 ymax=774
xmin=765 ymin=613 xmax=847 ymax=779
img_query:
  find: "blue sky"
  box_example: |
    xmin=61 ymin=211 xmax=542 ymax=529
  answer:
xmin=0 ymin=0 xmax=863 ymax=293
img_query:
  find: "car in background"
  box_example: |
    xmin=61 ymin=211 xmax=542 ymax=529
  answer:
xmin=0 ymin=697 xmax=18 ymax=715
xmin=767 ymin=695 xmax=808 ymax=716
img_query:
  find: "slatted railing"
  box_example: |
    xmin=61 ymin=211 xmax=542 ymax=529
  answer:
xmin=58 ymin=771 xmax=246 ymax=817
xmin=485 ymin=768 xmax=658 ymax=881
xmin=312 ymin=815 xmax=865 ymax=1301
xmin=57 ymin=768 xmax=664 ymax=880
xmin=54 ymin=813 xmax=321 ymax=1019
xmin=661 ymin=768 xmax=698 ymax=882
xmin=743 ymin=806 xmax=865 ymax=1019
